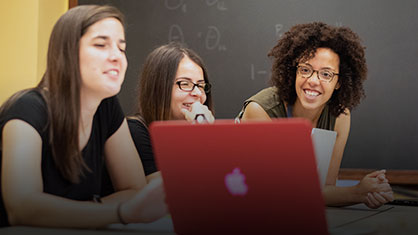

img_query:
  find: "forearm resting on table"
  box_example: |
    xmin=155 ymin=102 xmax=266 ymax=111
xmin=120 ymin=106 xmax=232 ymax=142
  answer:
xmin=6 ymin=192 xmax=120 ymax=228
xmin=101 ymin=172 xmax=163 ymax=205
xmin=322 ymin=185 xmax=364 ymax=207
xmin=101 ymin=188 xmax=140 ymax=205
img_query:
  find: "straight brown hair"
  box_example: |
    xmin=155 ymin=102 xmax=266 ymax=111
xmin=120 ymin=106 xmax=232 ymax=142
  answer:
xmin=134 ymin=43 xmax=214 ymax=126
xmin=0 ymin=5 xmax=125 ymax=184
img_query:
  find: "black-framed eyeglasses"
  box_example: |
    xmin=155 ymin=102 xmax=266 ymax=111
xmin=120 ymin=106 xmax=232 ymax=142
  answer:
xmin=296 ymin=64 xmax=339 ymax=83
xmin=175 ymin=80 xmax=212 ymax=93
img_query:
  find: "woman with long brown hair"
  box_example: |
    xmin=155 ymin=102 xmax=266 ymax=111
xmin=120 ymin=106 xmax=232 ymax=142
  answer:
xmin=129 ymin=43 xmax=214 ymax=179
xmin=0 ymin=5 xmax=166 ymax=228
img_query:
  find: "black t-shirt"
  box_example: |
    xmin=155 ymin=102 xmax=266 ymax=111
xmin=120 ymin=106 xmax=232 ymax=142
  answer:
xmin=101 ymin=118 xmax=158 ymax=197
xmin=0 ymin=90 xmax=124 ymax=227
xmin=127 ymin=118 xmax=158 ymax=175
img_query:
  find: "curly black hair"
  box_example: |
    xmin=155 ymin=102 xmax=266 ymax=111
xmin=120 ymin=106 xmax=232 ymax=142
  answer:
xmin=269 ymin=22 xmax=367 ymax=116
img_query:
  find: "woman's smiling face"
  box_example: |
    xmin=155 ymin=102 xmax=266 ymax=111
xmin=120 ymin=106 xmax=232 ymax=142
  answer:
xmin=170 ymin=55 xmax=207 ymax=120
xmin=79 ymin=17 xmax=127 ymax=99
xmin=295 ymin=47 xmax=340 ymax=112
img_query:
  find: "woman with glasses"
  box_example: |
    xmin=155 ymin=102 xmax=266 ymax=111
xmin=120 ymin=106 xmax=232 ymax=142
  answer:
xmin=237 ymin=22 xmax=393 ymax=208
xmin=101 ymin=43 xmax=214 ymax=189
xmin=0 ymin=5 xmax=167 ymax=228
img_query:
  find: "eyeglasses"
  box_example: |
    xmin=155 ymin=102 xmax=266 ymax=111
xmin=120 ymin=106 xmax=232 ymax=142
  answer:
xmin=296 ymin=64 xmax=339 ymax=83
xmin=175 ymin=80 xmax=212 ymax=93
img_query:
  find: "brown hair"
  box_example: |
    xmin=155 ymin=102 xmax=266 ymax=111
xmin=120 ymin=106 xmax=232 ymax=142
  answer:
xmin=269 ymin=22 xmax=367 ymax=116
xmin=0 ymin=5 xmax=125 ymax=184
xmin=134 ymin=43 xmax=213 ymax=126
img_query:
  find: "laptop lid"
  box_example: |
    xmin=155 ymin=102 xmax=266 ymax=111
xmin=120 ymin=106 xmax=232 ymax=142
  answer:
xmin=311 ymin=128 xmax=337 ymax=187
xmin=150 ymin=119 xmax=328 ymax=234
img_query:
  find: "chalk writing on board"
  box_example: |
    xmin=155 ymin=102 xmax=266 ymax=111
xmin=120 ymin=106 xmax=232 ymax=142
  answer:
xmin=335 ymin=21 xmax=343 ymax=27
xmin=168 ymin=24 xmax=185 ymax=43
xmin=205 ymin=26 xmax=226 ymax=51
xmin=250 ymin=64 xmax=269 ymax=80
xmin=169 ymin=25 xmax=226 ymax=51
xmin=164 ymin=0 xmax=187 ymax=13
xmin=275 ymin=24 xmax=284 ymax=39
xmin=205 ymin=0 xmax=228 ymax=11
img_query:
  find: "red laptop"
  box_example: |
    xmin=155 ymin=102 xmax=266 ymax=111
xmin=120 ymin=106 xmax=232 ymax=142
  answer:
xmin=150 ymin=119 xmax=328 ymax=234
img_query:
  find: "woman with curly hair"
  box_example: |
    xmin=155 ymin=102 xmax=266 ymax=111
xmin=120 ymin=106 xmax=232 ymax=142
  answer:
xmin=237 ymin=22 xmax=393 ymax=208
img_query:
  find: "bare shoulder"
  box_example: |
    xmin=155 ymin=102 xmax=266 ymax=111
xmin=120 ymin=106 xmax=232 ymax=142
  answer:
xmin=335 ymin=108 xmax=351 ymax=134
xmin=241 ymin=102 xmax=271 ymax=121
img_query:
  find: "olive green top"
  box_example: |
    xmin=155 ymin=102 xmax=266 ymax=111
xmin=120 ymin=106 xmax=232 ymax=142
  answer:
xmin=237 ymin=87 xmax=336 ymax=131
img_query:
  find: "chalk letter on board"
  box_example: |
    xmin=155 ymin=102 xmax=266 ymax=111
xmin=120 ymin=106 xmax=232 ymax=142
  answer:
xmin=206 ymin=0 xmax=228 ymax=11
xmin=169 ymin=24 xmax=185 ymax=43
xmin=251 ymin=64 xmax=268 ymax=80
xmin=165 ymin=0 xmax=185 ymax=11
xmin=275 ymin=24 xmax=283 ymax=39
xmin=216 ymin=1 xmax=228 ymax=11
xmin=205 ymin=26 xmax=221 ymax=50
xmin=206 ymin=0 xmax=217 ymax=6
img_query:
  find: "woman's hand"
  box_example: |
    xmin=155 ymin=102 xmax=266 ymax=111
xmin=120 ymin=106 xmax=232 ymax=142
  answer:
xmin=356 ymin=170 xmax=394 ymax=208
xmin=181 ymin=101 xmax=214 ymax=123
xmin=365 ymin=191 xmax=394 ymax=209
xmin=119 ymin=177 xmax=168 ymax=224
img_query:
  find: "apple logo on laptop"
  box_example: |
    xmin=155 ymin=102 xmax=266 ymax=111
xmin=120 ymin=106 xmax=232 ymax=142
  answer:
xmin=225 ymin=168 xmax=248 ymax=196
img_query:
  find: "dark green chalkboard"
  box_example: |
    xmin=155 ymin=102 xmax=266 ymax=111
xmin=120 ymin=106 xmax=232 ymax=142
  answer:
xmin=78 ymin=0 xmax=418 ymax=171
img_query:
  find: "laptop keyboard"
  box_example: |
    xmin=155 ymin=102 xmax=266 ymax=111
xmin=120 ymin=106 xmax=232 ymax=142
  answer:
xmin=387 ymin=199 xmax=418 ymax=207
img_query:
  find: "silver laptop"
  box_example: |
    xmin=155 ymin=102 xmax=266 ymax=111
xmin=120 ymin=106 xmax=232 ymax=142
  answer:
xmin=311 ymin=128 xmax=337 ymax=187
